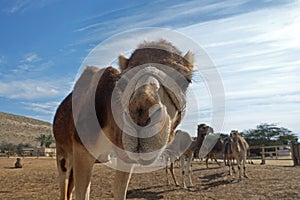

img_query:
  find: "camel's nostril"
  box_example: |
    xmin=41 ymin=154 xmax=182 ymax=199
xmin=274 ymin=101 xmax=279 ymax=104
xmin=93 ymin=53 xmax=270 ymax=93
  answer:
xmin=137 ymin=108 xmax=143 ymax=117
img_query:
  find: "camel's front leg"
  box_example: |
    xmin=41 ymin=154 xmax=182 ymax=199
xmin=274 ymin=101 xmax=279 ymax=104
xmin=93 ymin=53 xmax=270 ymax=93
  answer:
xmin=236 ymin=158 xmax=242 ymax=180
xmin=186 ymin=153 xmax=194 ymax=188
xmin=56 ymin=148 xmax=74 ymax=200
xmin=179 ymin=156 xmax=186 ymax=189
xmin=170 ymin=162 xmax=178 ymax=186
xmin=243 ymin=153 xmax=248 ymax=178
xmin=165 ymin=165 xmax=170 ymax=185
xmin=73 ymin=143 xmax=96 ymax=200
xmin=213 ymin=155 xmax=221 ymax=166
xmin=228 ymin=157 xmax=234 ymax=176
xmin=113 ymin=159 xmax=133 ymax=200
xmin=205 ymin=156 xmax=210 ymax=168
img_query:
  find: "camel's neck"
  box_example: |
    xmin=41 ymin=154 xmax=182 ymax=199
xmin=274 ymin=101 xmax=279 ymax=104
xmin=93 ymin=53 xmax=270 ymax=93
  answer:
xmin=235 ymin=136 xmax=248 ymax=151
xmin=191 ymin=134 xmax=206 ymax=152
xmin=195 ymin=134 xmax=205 ymax=146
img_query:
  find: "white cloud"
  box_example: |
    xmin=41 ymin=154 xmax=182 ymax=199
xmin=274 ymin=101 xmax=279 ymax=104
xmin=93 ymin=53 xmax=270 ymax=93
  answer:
xmin=0 ymin=78 xmax=71 ymax=100
xmin=21 ymin=53 xmax=39 ymax=63
xmin=23 ymin=101 xmax=60 ymax=115
xmin=11 ymin=53 xmax=55 ymax=74
xmin=4 ymin=0 xmax=30 ymax=14
xmin=74 ymin=0 xmax=252 ymax=45
xmin=3 ymin=0 xmax=54 ymax=14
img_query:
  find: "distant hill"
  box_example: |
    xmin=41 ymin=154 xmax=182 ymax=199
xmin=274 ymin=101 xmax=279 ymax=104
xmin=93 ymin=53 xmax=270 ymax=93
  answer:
xmin=0 ymin=112 xmax=52 ymax=146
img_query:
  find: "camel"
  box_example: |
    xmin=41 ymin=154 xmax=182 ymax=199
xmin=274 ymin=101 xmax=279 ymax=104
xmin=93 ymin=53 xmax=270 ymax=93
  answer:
xmin=53 ymin=39 xmax=194 ymax=200
xmin=163 ymin=147 xmax=179 ymax=186
xmin=163 ymin=124 xmax=213 ymax=188
xmin=15 ymin=158 xmax=23 ymax=168
xmin=179 ymin=124 xmax=213 ymax=188
xmin=205 ymin=138 xmax=224 ymax=168
xmin=163 ymin=129 xmax=194 ymax=186
xmin=229 ymin=130 xmax=249 ymax=180
xmin=224 ymin=136 xmax=235 ymax=175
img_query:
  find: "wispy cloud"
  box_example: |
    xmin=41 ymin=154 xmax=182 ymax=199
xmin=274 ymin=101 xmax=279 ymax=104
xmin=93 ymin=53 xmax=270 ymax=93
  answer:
xmin=21 ymin=53 xmax=39 ymax=63
xmin=3 ymin=0 xmax=54 ymax=14
xmin=3 ymin=0 xmax=31 ymax=14
xmin=10 ymin=53 xmax=55 ymax=74
xmin=73 ymin=0 xmax=258 ymax=46
xmin=23 ymin=101 xmax=60 ymax=115
xmin=0 ymin=78 xmax=71 ymax=100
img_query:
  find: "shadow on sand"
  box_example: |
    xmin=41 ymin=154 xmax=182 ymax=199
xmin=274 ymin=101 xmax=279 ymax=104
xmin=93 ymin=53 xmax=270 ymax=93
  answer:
xmin=3 ymin=166 xmax=20 ymax=169
xmin=127 ymin=185 xmax=178 ymax=200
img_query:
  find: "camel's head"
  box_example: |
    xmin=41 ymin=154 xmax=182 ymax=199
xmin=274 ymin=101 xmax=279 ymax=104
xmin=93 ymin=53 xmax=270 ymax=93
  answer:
xmin=118 ymin=40 xmax=194 ymax=165
xmin=197 ymin=124 xmax=214 ymax=139
xmin=230 ymin=130 xmax=240 ymax=141
xmin=230 ymin=130 xmax=242 ymax=152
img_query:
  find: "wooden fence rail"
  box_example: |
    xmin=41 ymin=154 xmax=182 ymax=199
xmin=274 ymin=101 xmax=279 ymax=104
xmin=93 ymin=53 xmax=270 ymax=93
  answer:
xmin=249 ymin=144 xmax=300 ymax=166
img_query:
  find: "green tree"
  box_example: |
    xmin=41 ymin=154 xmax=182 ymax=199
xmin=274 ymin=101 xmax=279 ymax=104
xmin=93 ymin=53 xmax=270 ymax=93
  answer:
xmin=241 ymin=123 xmax=298 ymax=146
xmin=35 ymin=134 xmax=47 ymax=147
xmin=0 ymin=142 xmax=17 ymax=157
xmin=44 ymin=134 xmax=54 ymax=148
xmin=219 ymin=133 xmax=229 ymax=139
xmin=35 ymin=134 xmax=54 ymax=148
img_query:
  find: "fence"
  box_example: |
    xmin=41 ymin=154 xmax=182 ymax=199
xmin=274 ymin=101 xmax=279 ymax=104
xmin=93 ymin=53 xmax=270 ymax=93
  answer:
xmin=291 ymin=143 xmax=300 ymax=166
xmin=249 ymin=145 xmax=299 ymax=165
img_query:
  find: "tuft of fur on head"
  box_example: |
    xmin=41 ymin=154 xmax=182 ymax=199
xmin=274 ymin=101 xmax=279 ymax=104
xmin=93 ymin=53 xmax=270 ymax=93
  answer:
xmin=138 ymin=39 xmax=182 ymax=55
xmin=119 ymin=39 xmax=194 ymax=84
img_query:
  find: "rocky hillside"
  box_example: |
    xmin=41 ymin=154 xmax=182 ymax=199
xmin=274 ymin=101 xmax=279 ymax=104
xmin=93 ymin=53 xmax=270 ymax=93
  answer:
xmin=0 ymin=112 xmax=52 ymax=146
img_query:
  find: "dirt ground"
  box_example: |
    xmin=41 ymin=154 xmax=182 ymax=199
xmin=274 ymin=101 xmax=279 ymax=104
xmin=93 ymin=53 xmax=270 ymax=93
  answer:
xmin=0 ymin=157 xmax=299 ymax=200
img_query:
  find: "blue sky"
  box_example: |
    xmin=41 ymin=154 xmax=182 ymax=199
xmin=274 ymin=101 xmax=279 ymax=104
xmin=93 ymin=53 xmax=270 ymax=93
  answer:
xmin=0 ymin=0 xmax=299 ymax=138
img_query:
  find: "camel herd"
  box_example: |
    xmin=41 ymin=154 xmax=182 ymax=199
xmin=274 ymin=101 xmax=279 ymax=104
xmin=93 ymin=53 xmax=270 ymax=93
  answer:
xmin=53 ymin=39 xmax=250 ymax=200
xmin=164 ymin=125 xmax=250 ymax=189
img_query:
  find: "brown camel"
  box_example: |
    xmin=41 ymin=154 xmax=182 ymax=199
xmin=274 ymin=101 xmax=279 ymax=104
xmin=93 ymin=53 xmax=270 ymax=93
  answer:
xmin=53 ymin=39 xmax=194 ymax=200
xmin=224 ymin=136 xmax=235 ymax=174
xmin=230 ymin=130 xmax=249 ymax=180
xmin=205 ymin=138 xmax=224 ymax=168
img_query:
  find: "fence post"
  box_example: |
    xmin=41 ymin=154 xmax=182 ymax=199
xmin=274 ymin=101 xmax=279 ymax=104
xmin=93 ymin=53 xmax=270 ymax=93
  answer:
xmin=291 ymin=143 xmax=300 ymax=166
xmin=261 ymin=146 xmax=265 ymax=165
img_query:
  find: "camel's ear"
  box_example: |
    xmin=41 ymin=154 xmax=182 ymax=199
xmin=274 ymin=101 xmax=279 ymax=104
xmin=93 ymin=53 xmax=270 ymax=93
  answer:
xmin=118 ymin=54 xmax=129 ymax=71
xmin=184 ymin=50 xmax=194 ymax=65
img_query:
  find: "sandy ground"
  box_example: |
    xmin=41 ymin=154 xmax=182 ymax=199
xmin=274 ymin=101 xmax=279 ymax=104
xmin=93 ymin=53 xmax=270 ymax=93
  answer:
xmin=0 ymin=157 xmax=299 ymax=200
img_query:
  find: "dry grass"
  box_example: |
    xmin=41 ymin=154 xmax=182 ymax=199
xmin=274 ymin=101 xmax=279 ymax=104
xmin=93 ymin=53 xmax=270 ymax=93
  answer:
xmin=0 ymin=157 xmax=299 ymax=199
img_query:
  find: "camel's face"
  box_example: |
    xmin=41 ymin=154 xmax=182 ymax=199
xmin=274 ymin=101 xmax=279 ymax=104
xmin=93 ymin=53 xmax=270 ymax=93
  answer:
xmin=118 ymin=40 xmax=194 ymax=165
xmin=122 ymin=76 xmax=176 ymax=165
xmin=230 ymin=130 xmax=239 ymax=140
xmin=230 ymin=130 xmax=241 ymax=152
xmin=197 ymin=124 xmax=214 ymax=138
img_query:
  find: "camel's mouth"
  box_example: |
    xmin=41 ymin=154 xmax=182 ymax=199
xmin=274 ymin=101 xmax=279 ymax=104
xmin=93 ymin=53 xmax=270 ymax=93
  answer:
xmin=122 ymin=106 xmax=167 ymax=138
xmin=123 ymin=147 xmax=165 ymax=165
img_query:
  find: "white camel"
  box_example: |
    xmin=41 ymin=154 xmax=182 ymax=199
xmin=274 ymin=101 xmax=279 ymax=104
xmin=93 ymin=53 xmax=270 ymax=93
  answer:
xmin=163 ymin=124 xmax=213 ymax=188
